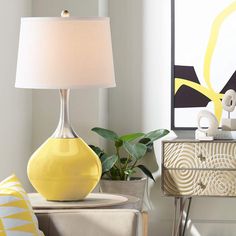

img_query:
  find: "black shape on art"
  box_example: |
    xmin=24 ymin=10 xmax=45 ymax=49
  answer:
xmin=174 ymin=65 xmax=210 ymax=108
xmin=221 ymin=70 xmax=236 ymax=93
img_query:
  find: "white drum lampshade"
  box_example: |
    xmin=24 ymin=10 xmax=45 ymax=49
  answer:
xmin=15 ymin=17 xmax=115 ymax=89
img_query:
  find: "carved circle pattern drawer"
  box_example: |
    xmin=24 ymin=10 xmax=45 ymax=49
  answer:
xmin=162 ymin=141 xmax=236 ymax=196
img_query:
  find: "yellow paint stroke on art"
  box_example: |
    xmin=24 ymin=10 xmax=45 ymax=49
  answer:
xmin=204 ymin=1 xmax=236 ymax=90
xmin=175 ymin=78 xmax=223 ymax=120
xmin=175 ymin=1 xmax=236 ymax=122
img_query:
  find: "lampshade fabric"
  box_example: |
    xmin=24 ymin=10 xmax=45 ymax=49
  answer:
xmin=15 ymin=17 xmax=115 ymax=89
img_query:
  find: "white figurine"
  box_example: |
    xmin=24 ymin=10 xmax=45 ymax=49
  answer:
xmin=222 ymin=89 xmax=236 ymax=116
xmin=222 ymin=89 xmax=236 ymax=131
xmin=196 ymin=110 xmax=219 ymax=140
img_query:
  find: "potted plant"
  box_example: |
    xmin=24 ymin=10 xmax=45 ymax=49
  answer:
xmin=90 ymin=127 xmax=169 ymax=206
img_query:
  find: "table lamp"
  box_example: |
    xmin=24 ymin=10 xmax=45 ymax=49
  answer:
xmin=15 ymin=10 xmax=115 ymax=201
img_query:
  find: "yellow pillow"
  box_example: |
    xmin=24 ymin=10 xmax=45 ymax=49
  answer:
xmin=0 ymin=175 xmax=44 ymax=236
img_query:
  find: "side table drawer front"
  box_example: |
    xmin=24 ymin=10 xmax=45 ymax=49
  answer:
xmin=163 ymin=170 xmax=236 ymax=196
xmin=163 ymin=142 xmax=236 ymax=169
xmin=163 ymin=143 xmax=200 ymax=169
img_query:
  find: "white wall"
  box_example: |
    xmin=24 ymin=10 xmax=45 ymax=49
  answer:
xmin=32 ymin=0 xmax=98 ymax=17
xmin=108 ymin=0 xmax=143 ymax=134
xmin=0 ymin=0 xmax=32 ymax=190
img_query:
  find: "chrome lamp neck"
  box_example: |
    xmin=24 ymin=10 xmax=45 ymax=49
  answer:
xmin=52 ymin=89 xmax=78 ymax=138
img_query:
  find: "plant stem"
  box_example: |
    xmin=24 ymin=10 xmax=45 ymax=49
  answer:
xmin=113 ymin=164 xmax=120 ymax=170
xmin=107 ymin=172 xmax=112 ymax=179
xmin=115 ymin=146 xmax=124 ymax=179
xmin=131 ymin=160 xmax=138 ymax=170
xmin=124 ymin=155 xmax=131 ymax=169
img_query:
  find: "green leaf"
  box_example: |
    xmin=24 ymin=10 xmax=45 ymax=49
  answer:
xmin=138 ymin=139 xmax=153 ymax=152
xmin=137 ymin=165 xmax=155 ymax=182
xmin=109 ymin=167 xmax=122 ymax=180
xmin=146 ymin=143 xmax=154 ymax=152
xmin=92 ymin=127 xmax=119 ymax=141
xmin=115 ymin=139 xmax=123 ymax=148
xmin=143 ymin=129 xmax=169 ymax=145
xmin=139 ymin=138 xmax=151 ymax=145
xmin=123 ymin=142 xmax=147 ymax=160
xmin=120 ymin=133 xmax=144 ymax=142
xmin=120 ymin=157 xmax=132 ymax=164
xmin=89 ymin=145 xmax=104 ymax=157
xmin=100 ymin=154 xmax=118 ymax=173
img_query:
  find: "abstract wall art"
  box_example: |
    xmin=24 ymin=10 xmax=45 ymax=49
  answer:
xmin=171 ymin=0 xmax=236 ymax=129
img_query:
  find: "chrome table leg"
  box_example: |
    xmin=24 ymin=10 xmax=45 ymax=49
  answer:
xmin=172 ymin=197 xmax=192 ymax=236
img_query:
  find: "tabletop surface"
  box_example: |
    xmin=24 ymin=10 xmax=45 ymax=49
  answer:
xmin=28 ymin=193 xmax=139 ymax=210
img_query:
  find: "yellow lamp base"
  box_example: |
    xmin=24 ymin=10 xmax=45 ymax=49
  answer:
xmin=27 ymin=137 xmax=102 ymax=201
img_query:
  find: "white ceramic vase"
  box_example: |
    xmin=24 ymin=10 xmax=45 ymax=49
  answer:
xmin=99 ymin=177 xmax=147 ymax=209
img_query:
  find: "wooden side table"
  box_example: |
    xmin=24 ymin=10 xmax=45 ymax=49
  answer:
xmin=162 ymin=139 xmax=236 ymax=236
xmin=29 ymin=193 xmax=148 ymax=236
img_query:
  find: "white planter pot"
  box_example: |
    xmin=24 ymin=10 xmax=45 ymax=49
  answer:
xmin=99 ymin=177 xmax=147 ymax=209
